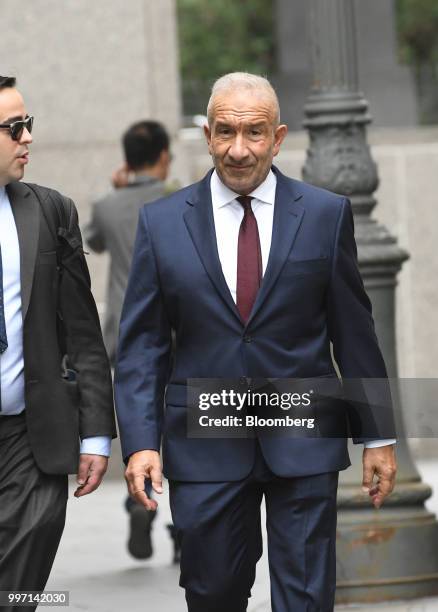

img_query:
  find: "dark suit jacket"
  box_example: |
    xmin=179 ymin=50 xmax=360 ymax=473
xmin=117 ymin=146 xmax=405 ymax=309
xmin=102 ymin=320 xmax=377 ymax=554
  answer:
xmin=115 ymin=167 xmax=389 ymax=481
xmin=6 ymin=181 xmax=116 ymax=475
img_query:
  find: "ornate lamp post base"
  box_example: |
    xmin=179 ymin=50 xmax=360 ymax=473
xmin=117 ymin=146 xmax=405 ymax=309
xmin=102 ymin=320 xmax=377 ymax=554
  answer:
xmin=336 ymin=470 xmax=438 ymax=603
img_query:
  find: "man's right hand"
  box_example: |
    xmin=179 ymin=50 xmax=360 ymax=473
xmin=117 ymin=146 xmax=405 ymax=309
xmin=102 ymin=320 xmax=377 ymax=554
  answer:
xmin=111 ymin=164 xmax=130 ymax=189
xmin=125 ymin=450 xmax=163 ymax=511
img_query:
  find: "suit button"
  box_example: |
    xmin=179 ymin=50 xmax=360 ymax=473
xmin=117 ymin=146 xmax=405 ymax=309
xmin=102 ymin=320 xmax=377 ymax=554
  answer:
xmin=243 ymin=335 xmax=252 ymax=343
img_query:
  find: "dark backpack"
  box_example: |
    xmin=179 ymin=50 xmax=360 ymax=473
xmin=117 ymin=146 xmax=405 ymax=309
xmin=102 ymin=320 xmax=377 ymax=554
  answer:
xmin=26 ymin=183 xmax=81 ymax=380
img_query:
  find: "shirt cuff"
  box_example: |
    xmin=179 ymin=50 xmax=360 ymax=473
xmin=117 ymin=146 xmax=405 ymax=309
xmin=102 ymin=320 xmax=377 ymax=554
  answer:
xmin=80 ymin=436 xmax=111 ymax=457
xmin=364 ymin=439 xmax=396 ymax=448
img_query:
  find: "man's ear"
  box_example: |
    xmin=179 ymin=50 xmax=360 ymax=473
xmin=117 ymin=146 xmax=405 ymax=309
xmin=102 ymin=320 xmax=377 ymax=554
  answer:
xmin=273 ymin=124 xmax=288 ymax=157
xmin=157 ymin=149 xmax=171 ymax=180
xmin=159 ymin=149 xmax=170 ymax=166
xmin=204 ymin=124 xmax=213 ymax=155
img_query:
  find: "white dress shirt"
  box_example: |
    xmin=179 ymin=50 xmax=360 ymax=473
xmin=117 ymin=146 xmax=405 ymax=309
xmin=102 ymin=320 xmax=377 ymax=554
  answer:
xmin=0 ymin=186 xmax=25 ymax=414
xmin=211 ymin=168 xmax=276 ymax=301
xmin=0 ymin=186 xmax=110 ymax=456
xmin=210 ymin=170 xmax=395 ymax=449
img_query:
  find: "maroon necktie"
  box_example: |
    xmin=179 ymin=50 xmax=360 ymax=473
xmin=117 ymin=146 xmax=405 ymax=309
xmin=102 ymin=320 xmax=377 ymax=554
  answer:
xmin=236 ymin=196 xmax=262 ymax=323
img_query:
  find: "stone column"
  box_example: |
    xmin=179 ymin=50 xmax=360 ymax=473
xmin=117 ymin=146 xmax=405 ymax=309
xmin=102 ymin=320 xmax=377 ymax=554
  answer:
xmin=274 ymin=0 xmax=418 ymax=129
xmin=0 ymin=0 xmax=185 ymax=305
xmin=303 ymin=0 xmax=438 ymax=603
xmin=271 ymin=0 xmax=311 ymax=130
xmin=354 ymin=0 xmax=418 ymax=127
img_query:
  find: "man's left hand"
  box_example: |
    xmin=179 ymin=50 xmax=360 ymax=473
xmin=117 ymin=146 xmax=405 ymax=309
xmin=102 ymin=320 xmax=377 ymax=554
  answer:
xmin=74 ymin=454 xmax=108 ymax=498
xmin=362 ymin=445 xmax=397 ymax=509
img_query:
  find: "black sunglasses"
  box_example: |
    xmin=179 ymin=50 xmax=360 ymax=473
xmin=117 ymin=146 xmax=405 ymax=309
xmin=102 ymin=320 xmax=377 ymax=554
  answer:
xmin=0 ymin=115 xmax=34 ymax=141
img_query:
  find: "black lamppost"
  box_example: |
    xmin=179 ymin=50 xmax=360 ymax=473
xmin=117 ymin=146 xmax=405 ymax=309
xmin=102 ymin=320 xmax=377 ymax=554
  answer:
xmin=303 ymin=0 xmax=438 ymax=603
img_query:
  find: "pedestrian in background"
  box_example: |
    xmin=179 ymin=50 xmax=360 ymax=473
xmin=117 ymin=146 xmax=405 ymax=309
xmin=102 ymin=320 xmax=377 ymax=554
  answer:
xmin=85 ymin=121 xmax=179 ymax=563
xmin=85 ymin=120 xmax=171 ymax=366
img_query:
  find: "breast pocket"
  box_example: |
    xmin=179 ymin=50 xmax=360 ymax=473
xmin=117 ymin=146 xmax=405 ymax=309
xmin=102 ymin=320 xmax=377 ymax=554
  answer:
xmin=283 ymin=255 xmax=330 ymax=278
xmin=37 ymin=250 xmax=57 ymax=266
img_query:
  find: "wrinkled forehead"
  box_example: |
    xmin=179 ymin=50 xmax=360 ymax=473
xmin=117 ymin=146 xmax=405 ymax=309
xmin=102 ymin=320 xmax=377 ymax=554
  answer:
xmin=210 ymin=90 xmax=278 ymax=127
xmin=0 ymin=87 xmax=26 ymax=123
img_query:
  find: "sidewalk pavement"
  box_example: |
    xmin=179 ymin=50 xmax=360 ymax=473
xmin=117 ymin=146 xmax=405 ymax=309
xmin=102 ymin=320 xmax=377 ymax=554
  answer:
xmin=46 ymin=460 xmax=438 ymax=611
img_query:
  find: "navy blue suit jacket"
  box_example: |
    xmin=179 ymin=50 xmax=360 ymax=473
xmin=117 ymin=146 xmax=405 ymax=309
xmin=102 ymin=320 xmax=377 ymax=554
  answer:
xmin=115 ymin=167 xmax=389 ymax=481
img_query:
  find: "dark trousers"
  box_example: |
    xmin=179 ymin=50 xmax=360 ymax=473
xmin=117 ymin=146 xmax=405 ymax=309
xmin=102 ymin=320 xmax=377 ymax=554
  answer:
xmin=0 ymin=414 xmax=68 ymax=612
xmin=169 ymin=443 xmax=338 ymax=612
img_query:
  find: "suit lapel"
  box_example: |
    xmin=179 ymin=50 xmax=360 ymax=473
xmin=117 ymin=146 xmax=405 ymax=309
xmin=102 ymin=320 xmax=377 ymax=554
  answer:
xmin=184 ymin=171 xmax=241 ymax=323
xmin=246 ymin=168 xmax=305 ymax=326
xmin=183 ymin=168 xmax=305 ymax=327
xmin=7 ymin=181 xmax=40 ymax=320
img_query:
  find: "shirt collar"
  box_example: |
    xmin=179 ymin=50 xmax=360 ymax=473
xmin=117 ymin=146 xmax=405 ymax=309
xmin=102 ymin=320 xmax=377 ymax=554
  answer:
xmin=0 ymin=186 xmax=7 ymax=205
xmin=211 ymin=169 xmax=276 ymax=210
xmin=129 ymin=174 xmax=160 ymax=188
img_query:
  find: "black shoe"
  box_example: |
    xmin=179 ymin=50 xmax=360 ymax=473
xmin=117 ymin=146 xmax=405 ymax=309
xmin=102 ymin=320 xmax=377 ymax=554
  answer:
xmin=167 ymin=523 xmax=181 ymax=564
xmin=127 ymin=504 xmax=156 ymax=560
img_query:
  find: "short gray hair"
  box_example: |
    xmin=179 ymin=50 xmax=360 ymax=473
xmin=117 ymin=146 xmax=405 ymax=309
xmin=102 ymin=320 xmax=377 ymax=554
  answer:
xmin=207 ymin=72 xmax=280 ymax=126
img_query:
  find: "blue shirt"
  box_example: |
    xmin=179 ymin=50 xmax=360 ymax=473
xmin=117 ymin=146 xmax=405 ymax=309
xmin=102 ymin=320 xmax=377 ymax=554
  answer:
xmin=0 ymin=186 xmax=110 ymax=456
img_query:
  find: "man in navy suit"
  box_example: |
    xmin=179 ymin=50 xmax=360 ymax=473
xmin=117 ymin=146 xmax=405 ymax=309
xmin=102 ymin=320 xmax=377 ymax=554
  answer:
xmin=115 ymin=73 xmax=396 ymax=611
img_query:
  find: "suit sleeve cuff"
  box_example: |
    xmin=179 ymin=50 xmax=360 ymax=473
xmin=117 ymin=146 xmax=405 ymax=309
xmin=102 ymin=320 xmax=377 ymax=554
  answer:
xmin=364 ymin=439 xmax=396 ymax=448
xmin=80 ymin=436 xmax=112 ymax=456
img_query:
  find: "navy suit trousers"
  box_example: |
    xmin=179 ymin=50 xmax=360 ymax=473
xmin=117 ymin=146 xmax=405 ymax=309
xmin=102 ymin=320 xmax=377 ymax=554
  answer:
xmin=169 ymin=443 xmax=339 ymax=612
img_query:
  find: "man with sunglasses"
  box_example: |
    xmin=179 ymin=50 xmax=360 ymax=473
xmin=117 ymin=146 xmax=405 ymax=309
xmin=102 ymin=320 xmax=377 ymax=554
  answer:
xmin=0 ymin=76 xmax=115 ymax=605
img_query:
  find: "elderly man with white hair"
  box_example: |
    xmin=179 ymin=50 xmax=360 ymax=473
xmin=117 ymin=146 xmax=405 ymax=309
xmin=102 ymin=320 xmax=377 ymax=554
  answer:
xmin=115 ymin=72 xmax=396 ymax=612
